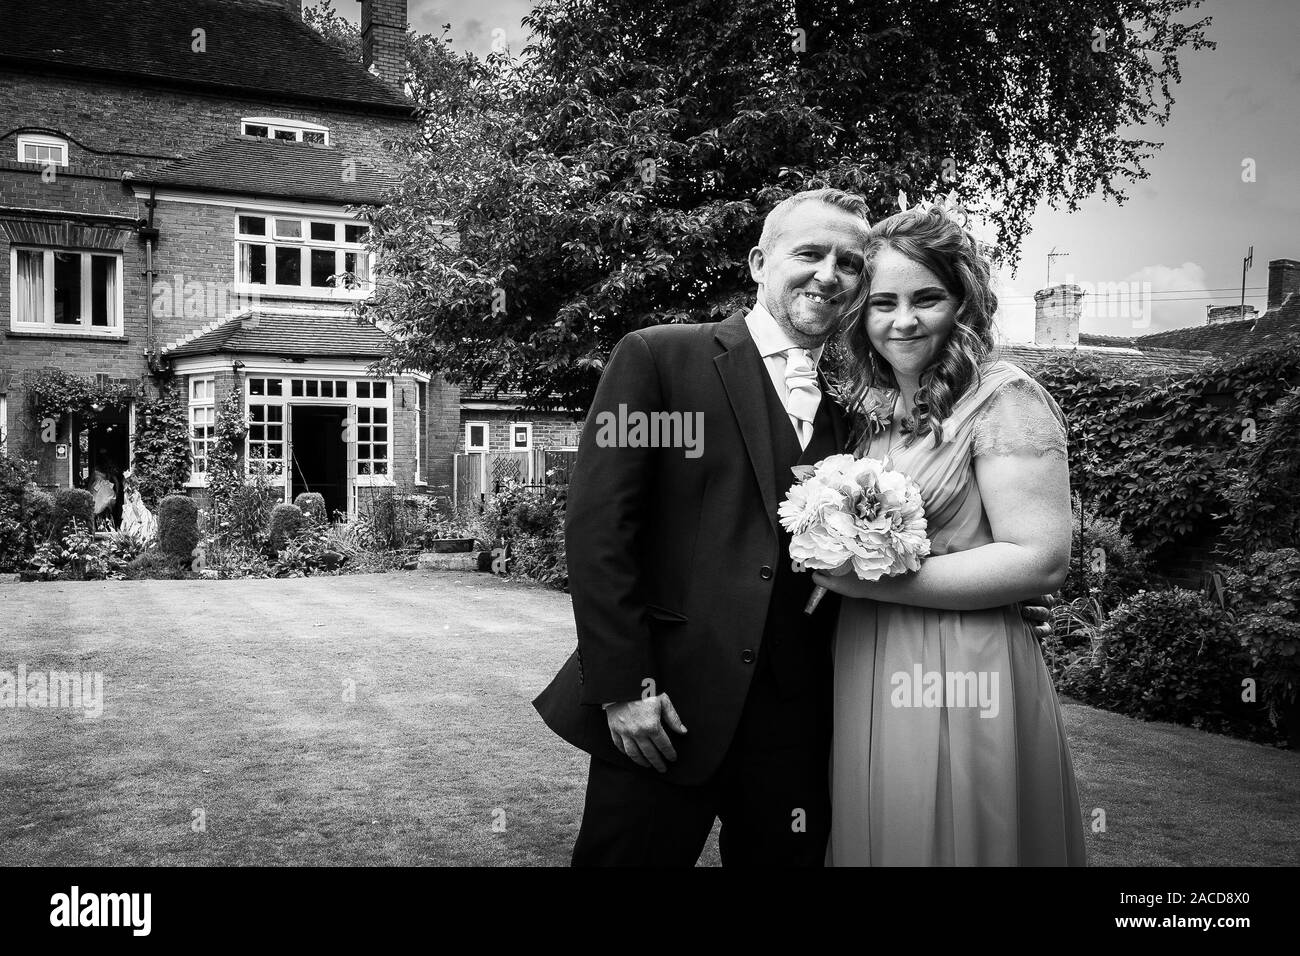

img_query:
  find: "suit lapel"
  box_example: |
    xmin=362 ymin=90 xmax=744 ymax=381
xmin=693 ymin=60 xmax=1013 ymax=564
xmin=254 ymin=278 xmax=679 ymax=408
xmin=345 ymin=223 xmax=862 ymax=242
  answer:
xmin=713 ymin=310 xmax=779 ymax=531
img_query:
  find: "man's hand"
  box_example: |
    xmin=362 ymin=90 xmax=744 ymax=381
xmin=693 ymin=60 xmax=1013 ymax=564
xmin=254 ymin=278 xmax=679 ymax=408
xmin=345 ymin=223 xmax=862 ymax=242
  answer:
xmin=605 ymin=694 xmax=688 ymax=773
xmin=1021 ymin=593 xmax=1058 ymax=643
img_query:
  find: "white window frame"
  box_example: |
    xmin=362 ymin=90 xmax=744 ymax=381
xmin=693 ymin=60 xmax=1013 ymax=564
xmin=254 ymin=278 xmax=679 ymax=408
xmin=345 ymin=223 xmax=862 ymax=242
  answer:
xmin=234 ymin=212 xmax=372 ymax=300
xmin=241 ymin=117 xmax=330 ymax=145
xmin=413 ymin=381 xmax=425 ymax=484
xmin=465 ymin=421 xmax=489 ymax=453
xmin=509 ymin=422 xmax=533 ymax=452
xmin=188 ymin=377 xmax=216 ymax=485
xmin=0 ymin=394 xmax=7 ymax=452
xmin=16 ymin=134 xmax=69 ymax=166
xmin=9 ymin=246 xmax=125 ymax=336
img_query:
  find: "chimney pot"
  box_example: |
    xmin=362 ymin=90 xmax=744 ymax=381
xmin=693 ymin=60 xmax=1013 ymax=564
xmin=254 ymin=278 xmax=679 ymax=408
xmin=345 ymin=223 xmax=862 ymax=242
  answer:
xmin=1267 ymin=259 xmax=1300 ymax=311
xmin=1205 ymin=304 xmax=1258 ymax=325
xmin=1034 ymin=284 xmax=1084 ymax=347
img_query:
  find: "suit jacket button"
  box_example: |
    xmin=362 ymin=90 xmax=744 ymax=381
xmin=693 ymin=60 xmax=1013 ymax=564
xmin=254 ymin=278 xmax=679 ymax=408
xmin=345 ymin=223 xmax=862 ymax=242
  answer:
xmin=741 ymin=649 xmax=755 ymax=664
xmin=759 ymin=566 xmax=773 ymax=580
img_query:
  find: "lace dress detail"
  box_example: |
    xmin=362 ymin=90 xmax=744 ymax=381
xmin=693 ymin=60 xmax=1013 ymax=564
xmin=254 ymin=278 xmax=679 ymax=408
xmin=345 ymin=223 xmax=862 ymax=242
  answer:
xmin=971 ymin=377 xmax=1068 ymax=460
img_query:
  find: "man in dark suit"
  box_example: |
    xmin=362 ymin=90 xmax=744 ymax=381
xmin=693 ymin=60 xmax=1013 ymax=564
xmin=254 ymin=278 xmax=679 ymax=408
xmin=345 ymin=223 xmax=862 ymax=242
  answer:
xmin=534 ymin=188 xmax=1048 ymax=866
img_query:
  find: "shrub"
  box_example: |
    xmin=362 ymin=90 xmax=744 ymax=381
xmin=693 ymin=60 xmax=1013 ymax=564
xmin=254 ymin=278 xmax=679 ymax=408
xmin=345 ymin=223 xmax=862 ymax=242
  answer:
xmin=21 ymin=486 xmax=57 ymax=546
xmin=0 ymin=452 xmax=37 ymax=571
xmin=1087 ymin=588 xmax=1265 ymax=738
xmin=1063 ymin=502 xmax=1154 ymax=613
xmin=28 ymin=520 xmax=109 ymax=581
xmin=294 ymin=492 xmax=327 ymax=525
xmin=52 ymin=488 xmax=95 ymax=539
xmin=267 ymin=503 xmax=305 ymax=554
xmin=1221 ymin=548 xmax=1300 ymax=730
xmin=158 ymin=494 xmax=200 ymax=559
xmin=124 ymin=548 xmax=190 ymax=580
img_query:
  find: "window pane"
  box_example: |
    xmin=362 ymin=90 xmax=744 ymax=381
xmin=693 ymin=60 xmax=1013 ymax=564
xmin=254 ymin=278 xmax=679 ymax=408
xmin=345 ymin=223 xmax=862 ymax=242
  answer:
xmin=372 ymin=384 xmax=387 ymax=401
xmin=267 ymin=406 xmax=283 ymax=422
xmin=267 ymin=379 xmax=283 ymax=396
xmin=305 ymin=380 xmax=318 ymax=397
xmin=250 ymin=379 xmax=265 ymax=396
xmin=335 ymin=381 xmax=347 ymax=396
xmin=273 ymin=129 xmax=297 ymax=141
xmin=310 ymin=222 xmax=336 ymax=241
xmin=239 ymin=215 xmax=266 ymax=235
xmin=91 ymin=255 xmax=115 ymax=326
xmin=275 ymin=247 xmax=301 ymax=286
xmin=244 ymin=124 xmax=269 ymax=138
xmin=303 ymin=131 xmax=326 ymax=145
xmin=310 ymin=249 xmax=336 ymax=287
xmin=53 ymin=252 xmax=81 ymax=324
xmin=15 ymin=250 xmax=44 ymax=323
xmin=345 ymin=225 xmax=369 ymax=243
xmin=291 ymin=380 xmax=303 ymax=397
xmin=356 ymin=382 xmax=370 ymax=399
xmin=320 ymin=381 xmax=334 ymax=398
xmin=241 ymin=244 xmax=267 ymax=284
xmin=274 ymin=219 xmax=302 ymax=239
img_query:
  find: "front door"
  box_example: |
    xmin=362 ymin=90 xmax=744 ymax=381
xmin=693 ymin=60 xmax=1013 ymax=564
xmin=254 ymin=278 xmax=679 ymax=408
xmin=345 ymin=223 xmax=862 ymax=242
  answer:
xmin=288 ymin=405 xmax=348 ymax=519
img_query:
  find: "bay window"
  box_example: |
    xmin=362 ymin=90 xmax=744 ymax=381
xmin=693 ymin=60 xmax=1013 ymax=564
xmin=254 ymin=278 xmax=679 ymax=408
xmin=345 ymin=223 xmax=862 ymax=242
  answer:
xmin=236 ymin=214 xmax=371 ymax=295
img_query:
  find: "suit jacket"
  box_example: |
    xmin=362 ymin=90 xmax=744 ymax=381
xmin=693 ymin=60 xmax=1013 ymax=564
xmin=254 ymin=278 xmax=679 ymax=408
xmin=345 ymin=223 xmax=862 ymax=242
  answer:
xmin=533 ymin=309 xmax=851 ymax=784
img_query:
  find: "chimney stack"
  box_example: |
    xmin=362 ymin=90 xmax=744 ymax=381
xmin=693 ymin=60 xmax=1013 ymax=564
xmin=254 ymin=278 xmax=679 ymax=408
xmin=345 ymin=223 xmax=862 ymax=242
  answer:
xmin=358 ymin=0 xmax=407 ymax=90
xmin=1206 ymin=304 xmax=1258 ymax=325
xmin=1034 ymin=285 xmax=1084 ymax=347
xmin=1267 ymin=258 xmax=1300 ymax=310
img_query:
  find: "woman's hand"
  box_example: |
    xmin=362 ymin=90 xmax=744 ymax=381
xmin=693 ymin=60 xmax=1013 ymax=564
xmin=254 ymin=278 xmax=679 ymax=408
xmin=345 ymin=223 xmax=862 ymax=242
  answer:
xmin=810 ymin=570 xmax=880 ymax=599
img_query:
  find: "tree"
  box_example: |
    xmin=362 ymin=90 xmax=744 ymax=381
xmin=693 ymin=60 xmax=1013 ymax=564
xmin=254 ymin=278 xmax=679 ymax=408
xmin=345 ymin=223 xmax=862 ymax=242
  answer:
xmin=355 ymin=0 xmax=1213 ymax=411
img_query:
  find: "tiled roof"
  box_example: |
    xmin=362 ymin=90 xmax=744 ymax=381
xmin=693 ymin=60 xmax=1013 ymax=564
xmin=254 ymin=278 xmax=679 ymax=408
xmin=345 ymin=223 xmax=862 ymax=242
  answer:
xmin=163 ymin=310 xmax=394 ymax=359
xmin=1130 ymin=317 xmax=1261 ymax=356
xmin=142 ymin=137 xmax=399 ymax=205
xmin=1077 ymin=332 xmax=1140 ymax=348
xmin=0 ymin=0 xmax=412 ymax=114
xmin=994 ymin=342 xmax=1215 ymax=376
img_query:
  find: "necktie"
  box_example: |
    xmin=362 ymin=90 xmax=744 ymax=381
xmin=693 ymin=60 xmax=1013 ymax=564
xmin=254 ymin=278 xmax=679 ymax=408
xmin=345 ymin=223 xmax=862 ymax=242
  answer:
xmin=783 ymin=348 xmax=820 ymax=449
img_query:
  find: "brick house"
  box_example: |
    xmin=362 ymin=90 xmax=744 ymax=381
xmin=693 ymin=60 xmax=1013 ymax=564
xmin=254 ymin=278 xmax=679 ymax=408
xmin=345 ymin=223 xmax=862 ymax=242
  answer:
xmin=0 ymin=0 xmax=462 ymax=520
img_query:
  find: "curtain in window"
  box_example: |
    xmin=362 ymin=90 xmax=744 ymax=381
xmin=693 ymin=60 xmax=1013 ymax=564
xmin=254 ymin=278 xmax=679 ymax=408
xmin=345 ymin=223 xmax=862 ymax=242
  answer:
xmin=15 ymin=250 xmax=44 ymax=323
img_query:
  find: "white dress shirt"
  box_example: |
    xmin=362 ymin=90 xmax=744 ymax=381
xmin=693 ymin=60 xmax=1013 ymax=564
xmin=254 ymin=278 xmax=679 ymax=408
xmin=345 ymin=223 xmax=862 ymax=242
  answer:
xmin=743 ymin=301 xmax=825 ymax=446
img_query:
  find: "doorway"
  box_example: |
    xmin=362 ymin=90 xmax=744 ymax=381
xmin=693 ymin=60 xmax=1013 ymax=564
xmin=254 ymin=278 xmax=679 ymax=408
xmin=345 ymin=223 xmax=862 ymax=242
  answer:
xmin=289 ymin=405 xmax=348 ymax=519
xmin=72 ymin=409 xmax=130 ymax=528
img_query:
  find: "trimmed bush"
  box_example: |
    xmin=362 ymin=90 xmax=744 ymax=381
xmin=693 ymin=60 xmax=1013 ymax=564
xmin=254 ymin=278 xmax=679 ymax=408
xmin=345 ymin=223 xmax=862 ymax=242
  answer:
xmin=294 ymin=492 xmax=327 ymax=525
xmin=267 ymin=503 xmax=304 ymax=554
xmin=22 ymin=487 xmax=57 ymax=544
xmin=1089 ymin=588 xmax=1263 ymax=738
xmin=53 ymin=488 xmax=95 ymax=538
xmin=157 ymin=494 xmax=200 ymax=559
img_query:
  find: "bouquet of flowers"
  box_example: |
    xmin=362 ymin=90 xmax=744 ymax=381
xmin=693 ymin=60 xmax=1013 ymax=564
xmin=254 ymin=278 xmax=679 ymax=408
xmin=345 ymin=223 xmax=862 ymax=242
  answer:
xmin=778 ymin=454 xmax=931 ymax=614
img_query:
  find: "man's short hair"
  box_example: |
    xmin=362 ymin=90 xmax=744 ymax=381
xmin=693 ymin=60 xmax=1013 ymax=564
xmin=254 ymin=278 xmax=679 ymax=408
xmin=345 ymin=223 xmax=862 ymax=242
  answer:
xmin=758 ymin=188 xmax=871 ymax=254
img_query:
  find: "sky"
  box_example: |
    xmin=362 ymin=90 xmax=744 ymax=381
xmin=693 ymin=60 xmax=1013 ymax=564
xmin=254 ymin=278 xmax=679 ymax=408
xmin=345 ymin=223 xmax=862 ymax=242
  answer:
xmin=340 ymin=0 xmax=1298 ymax=344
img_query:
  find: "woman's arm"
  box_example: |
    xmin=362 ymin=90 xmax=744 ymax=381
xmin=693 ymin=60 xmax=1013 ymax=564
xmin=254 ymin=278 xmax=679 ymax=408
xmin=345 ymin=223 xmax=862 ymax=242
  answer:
xmin=812 ymin=447 xmax=1072 ymax=611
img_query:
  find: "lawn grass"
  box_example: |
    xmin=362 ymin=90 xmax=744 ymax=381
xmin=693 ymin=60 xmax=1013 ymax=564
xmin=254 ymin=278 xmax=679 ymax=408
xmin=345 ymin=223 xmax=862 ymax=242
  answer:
xmin=1 ymin=572 xmax=1295 ymax=866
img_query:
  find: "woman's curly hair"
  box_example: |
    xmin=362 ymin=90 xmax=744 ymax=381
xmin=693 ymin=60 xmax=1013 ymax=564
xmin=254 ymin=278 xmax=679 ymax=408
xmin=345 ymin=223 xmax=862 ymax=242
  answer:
xmin=838 ymin=205 xmax=998 ymax=449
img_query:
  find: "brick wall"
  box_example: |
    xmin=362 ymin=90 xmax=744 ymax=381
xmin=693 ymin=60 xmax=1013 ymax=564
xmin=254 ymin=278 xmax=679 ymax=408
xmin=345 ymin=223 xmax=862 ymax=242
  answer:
xmin=0 ymin=69 xmax=413 ymax=179
xmin=458 ymin=408 xmax=586 ymax=454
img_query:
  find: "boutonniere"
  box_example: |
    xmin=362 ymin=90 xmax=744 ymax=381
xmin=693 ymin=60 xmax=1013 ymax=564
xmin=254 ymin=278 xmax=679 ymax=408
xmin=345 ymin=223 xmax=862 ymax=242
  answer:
xmin=863 ymin=388 xmax=896 ymax=436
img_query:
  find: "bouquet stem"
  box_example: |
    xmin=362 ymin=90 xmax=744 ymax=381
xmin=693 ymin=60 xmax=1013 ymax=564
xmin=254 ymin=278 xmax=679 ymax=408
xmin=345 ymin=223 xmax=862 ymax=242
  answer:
xmin=804 ymin=584 xmax=828 ymax=615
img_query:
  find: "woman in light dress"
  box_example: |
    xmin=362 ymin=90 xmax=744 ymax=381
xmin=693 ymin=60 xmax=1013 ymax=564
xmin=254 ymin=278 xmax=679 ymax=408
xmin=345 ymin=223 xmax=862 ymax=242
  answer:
xmin=814 ymin=205 xmax=1087 ymax=866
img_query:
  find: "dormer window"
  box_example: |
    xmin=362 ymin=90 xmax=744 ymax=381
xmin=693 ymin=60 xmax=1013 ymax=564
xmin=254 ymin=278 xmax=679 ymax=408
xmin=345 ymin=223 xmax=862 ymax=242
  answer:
xmin=16 ymin=134 xmax=69 ymax=166
xmin=241 ymin=117 xmax=329 ymax=145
